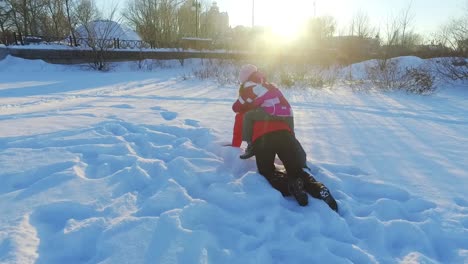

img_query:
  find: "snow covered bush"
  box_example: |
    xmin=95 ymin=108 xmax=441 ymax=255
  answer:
xmin=192 ymin=59 xmax=239 ymax=84
xmin=365 ymin=59 xmax=403 ymax=90
xmin=365 ymin=58 xmax=436 ymax=94
xmin=432 ymin=57 xmax=468 ymax=83
xmin=279 ymin=71 xmax=295 ymax=88
xmin=274 ymin=65 xmax=339 ymax=89
xmin=401 ymin=67 xmax=436 ymax=94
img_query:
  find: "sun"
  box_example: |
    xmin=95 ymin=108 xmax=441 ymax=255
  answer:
xmin=256 ymin=0 xmax=345 ymax=42
xmin=270 ymin=20 xmax=304 ymax=42
xmin=259 ymin=1 xmax=315 ymax=42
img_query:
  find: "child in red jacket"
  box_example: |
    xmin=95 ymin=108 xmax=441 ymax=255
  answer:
xmin=233 ymin=64 xmax=294 ymax=159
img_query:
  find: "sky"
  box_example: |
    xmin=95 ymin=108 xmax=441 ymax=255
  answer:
xmin=97 ymin=0 xmax=467 ymax=38
xmin=215 ymin=0 xmax=467 ymax=37
xmin=0 ymin=53 xmax=467 ymax=263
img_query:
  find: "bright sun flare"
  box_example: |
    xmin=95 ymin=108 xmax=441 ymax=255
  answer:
xmin=258 ymin=0 xmax=342 ymax=42
xmin=270 ymin=20 xmax=303 ymax=41
xmin=260 ymin=1 xmax=314 ymax=41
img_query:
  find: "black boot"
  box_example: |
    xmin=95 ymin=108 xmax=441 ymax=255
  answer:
xmin=300 ymin=171 xmax=338 ymax=212
xmin=318 ymin=186 xmax=338 ymax=212
xmin=288 ymin=177 xmax=308 ymax=206
xmin=239 ymin=143 xmax=255 ymax=159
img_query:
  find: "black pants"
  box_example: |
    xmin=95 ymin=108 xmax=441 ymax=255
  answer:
xmin=253 ymin=130 xmax=324 ymax=198
xmin=253 ymin=130 xmax=304 ymax=182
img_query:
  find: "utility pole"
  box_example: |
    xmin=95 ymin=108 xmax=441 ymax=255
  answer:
xmin=252 ymin=0 xmax=255 ymax=28
xmin=313 ymin=1 xmax=316 ymax=17
xmin=192 ymin=0 xmax=200 ymax=37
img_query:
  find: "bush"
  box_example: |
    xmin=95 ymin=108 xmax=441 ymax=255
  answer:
xmin=432 ymin=57 xmax=468 ymax=82
xmin=276 ymin=65 xmax=338 ymax=89
xmin=401 ymin=67 xmax=436 ymax=94
xmin=279 ymin=71 xmax=295 ymax=88
xmin=192 ymin=59 xmax=239 ymax=85
xmin=365 ymin=59 xmax=403 ymax=90
xmin=365 ymin=58 xmax=436 ymax=94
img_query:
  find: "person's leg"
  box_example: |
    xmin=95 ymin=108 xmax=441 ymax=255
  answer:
xmin=252 ymin=134 xmax=277 ymax=177
xmin=293 ymin=137 xmax=307 ymax=168
xmin=265 ymin=131 xmax=337 ymax=211
xmin=273 ymin=131 xmax=308 ymax=206
xmin=241 ymin=108 xmax=272 ymax=142
xmin=274 ymin=131 xmax=305 ymax=179
xmin=300 ymin=170 xmax=338 ymax=212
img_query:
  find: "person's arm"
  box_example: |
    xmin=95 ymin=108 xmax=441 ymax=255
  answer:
xmin=232 ymin=86 xmax=258 ymax=113
xmin=252 ymin=87 xmax=282 ymax=107
xmin=232 ymin=97 xmax=256 ymax=113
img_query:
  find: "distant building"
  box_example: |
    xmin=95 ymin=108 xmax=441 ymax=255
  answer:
xmin=200 ymin=2 xmax=229 ymax=40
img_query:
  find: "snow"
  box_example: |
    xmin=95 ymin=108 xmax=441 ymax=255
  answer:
xmin=0 ymin=55 xmax=467 ymax=264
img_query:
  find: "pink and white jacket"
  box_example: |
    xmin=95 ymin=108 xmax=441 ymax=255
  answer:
xmin=232 ymin=81 xmax=293 ymax=117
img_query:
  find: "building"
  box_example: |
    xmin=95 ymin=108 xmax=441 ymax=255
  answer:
xmin=200 ymin=2 xmax=229 ymax=40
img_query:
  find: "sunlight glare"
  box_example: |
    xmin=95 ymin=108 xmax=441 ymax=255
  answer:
xmin=260 ymin=0 xmax=344 ymax=42
xmin=262 ymin=2 xmax=311 ymax=42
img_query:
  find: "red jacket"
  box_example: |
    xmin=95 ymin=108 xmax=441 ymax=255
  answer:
xmin=231 ymin=113 xmax=291 ymax=146
xmin=251 ymin=120 xmax=291 ymax=142
xmin=231 ymin=82 xmax=292 ymax=145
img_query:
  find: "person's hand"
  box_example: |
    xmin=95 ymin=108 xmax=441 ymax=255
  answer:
xmin=238 ymin=84 xmax=244 ymax=96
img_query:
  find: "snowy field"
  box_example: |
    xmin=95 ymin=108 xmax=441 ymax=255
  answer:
xmin=0 ymin=55 xmax=467 ymax=264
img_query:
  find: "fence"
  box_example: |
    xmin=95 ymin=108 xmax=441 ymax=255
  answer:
xmin=0 ymin=32 xmax=199 ymax=50
xmin=1 ymin=31 xmax=462 ymax=66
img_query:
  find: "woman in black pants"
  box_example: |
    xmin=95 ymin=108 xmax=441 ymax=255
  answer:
xmin=253 ymin=129 xmax=338 ymax=212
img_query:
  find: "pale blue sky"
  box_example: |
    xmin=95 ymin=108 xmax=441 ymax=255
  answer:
xmin=217 ymin=0 xmax=466 ymax=36
xmin=97 ymin=0 xmax=466 ymax=37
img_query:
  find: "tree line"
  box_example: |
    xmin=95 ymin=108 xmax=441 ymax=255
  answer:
xmin=0 ymin=0 xmax=230 ymax=45
xmin=0 ymin=0 xmax=466 ymax=59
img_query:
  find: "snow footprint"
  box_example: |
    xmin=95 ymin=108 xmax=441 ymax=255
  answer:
xmin=110 ymin=104 xmax=134 ymax=109
xmin=151 ymin=105 xmax=178 ymax=121
xmin=184 ymin=119 xmax=200 ymax=127
xmin=160 ymin=111 xmax=178 ymax=121
xmin=30 ymin=202 xmax=101 ymax=263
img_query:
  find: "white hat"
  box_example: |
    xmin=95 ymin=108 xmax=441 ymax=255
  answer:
xmin=238 ymin=64 xmax=257 ymax=84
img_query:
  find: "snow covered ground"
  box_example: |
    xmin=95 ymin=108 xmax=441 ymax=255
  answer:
xmin=0 ymin=55 xmax=467 ymax=264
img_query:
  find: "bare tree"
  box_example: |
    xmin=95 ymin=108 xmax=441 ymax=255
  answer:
xmin=398 ymin=0 xmax=415 ymax=47
xmin=124 ymin=0 xmax=183 ymax=46
xmin=304 ymin=16 xmax=336 ymax=47
xmin=349 ymin=10 xmax=375 ymax=38
xmin=74 ymin=0 xmax=100 ymax=28
xmin=64 ymin=0 xmax=77 ymax=45
xmin=432 ymin=6 xmax=468 ymax=81
xmin=4 ymin=0 xmax=27 ymax=35
xmin=40 ymin=0 xmax=69 ymax=39
xmin=4 ymin=0 xmax=51 ymax=36
xmin=365 ymin=12 xmax=407 ymax=89
xmin=0 ymin=0 xmax=13 ymax=35
xmin=74 ymin=0 xmax=123 ymax=71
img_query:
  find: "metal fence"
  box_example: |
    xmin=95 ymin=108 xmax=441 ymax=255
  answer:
xmin=0 ymin=32 xmax=204 ymax=50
